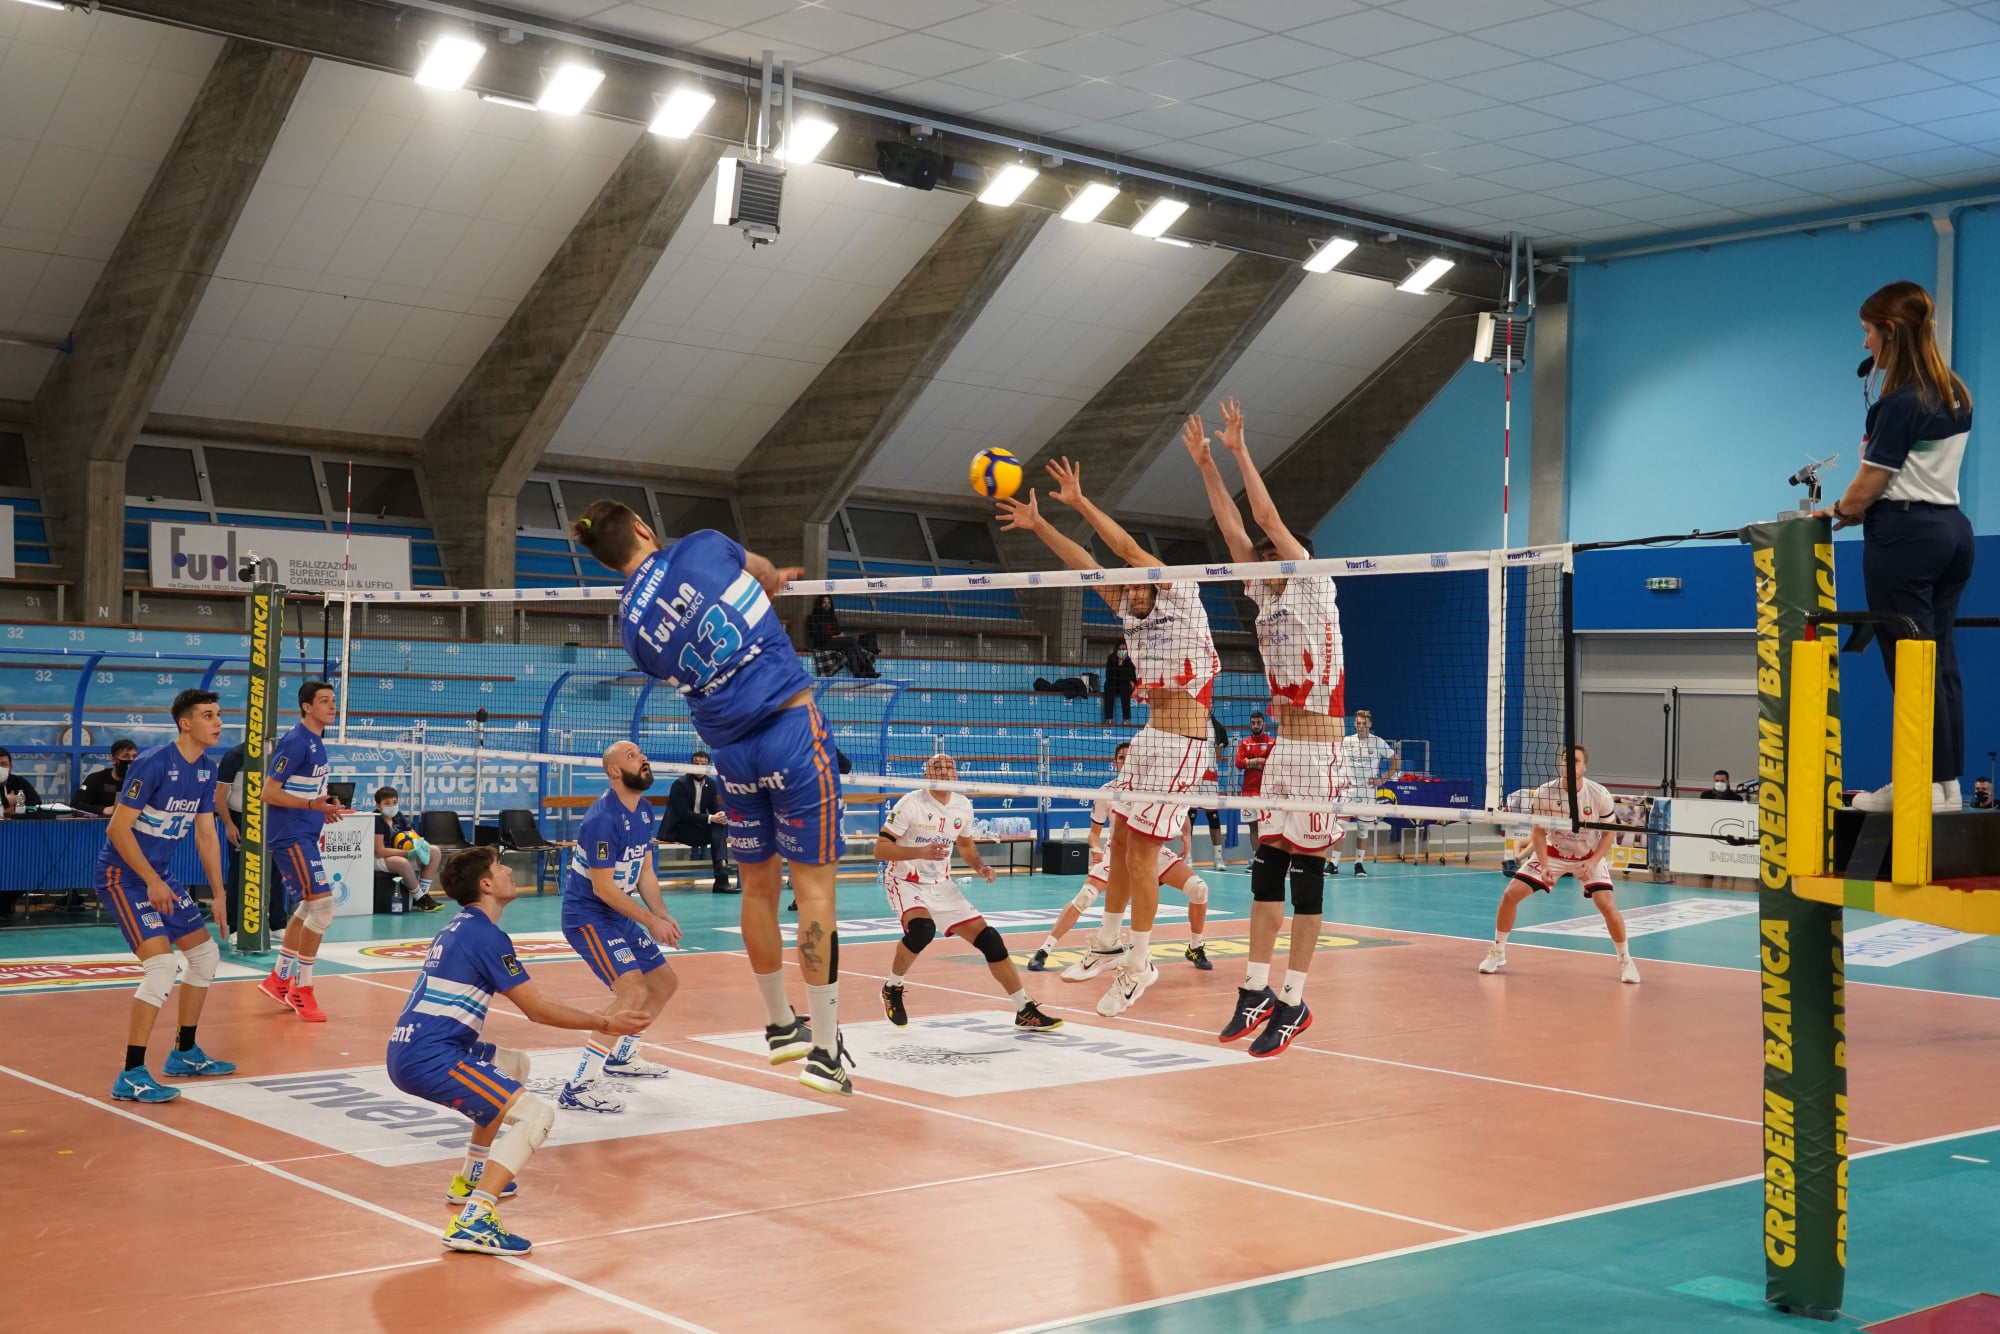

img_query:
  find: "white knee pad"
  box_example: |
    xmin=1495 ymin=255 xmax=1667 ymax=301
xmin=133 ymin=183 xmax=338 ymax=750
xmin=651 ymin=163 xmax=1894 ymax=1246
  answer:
xmin=1181 ymin=874 xmax=1210 ymax=906
xmin=1069 ymin=881 xmax=1103 ymax=914
xmin=298 ymin=896 xmax=335 ymax=933
xmin=134 ymin=951 xmax=176 ymax=1008
xmin=493 ymin=1047 xmax=531 ymax=1082
xmin=179 ymin=935 xmax=219 ymax=988
xmin=491 ymin=1093 xmax=554 ymax=1176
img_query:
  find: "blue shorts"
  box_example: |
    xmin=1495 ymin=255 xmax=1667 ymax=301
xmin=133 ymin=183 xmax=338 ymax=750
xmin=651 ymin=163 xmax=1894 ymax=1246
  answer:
xmin=562 ymin=906 xmax=667 ymax=985
xmin=713 ymin=699 xmax=845 ymax=865
xmin=386 ymin=1039 xmax=523 ymax=1129
xmin=94 ymin=863 xmax=206 ymax=950
xmin=273 ymin=839 xmax=332 ymax=904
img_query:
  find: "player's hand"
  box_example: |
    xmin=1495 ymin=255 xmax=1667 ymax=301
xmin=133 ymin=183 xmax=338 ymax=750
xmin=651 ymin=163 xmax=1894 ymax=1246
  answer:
xmin=977 ymin=865 xmax=997 ymax=883
xmin=769 ymin=565 xmax=804 ymax=596
xmin=996 ymin=489 xmax=1042 ymax=532
xmin=1045 ymin=457 xmax=1086 ymax=508
xmin=651 ymin=912 xmax=683 ymax=947
xmin=144 ymin=878 xmax=175 ymax=913
xmin=602 ymin=1008 xmax=654 ymax=1037
xmin=309 ymin=794 xmax=348 ymax=816
xmin=1180 ymin=414 xmax=1212 ymax=467
xmin=918 ymin=843 xmax=951 ymax=862
xmin=223 ymin=821 xmax=242 ymax=848
xmin=1216 ymin=397 xmax=1248 ymax=454
xmin=709 ymin=811 xmax=726 ymax=823
xmin=210 ymin=911 xmax=229 ymax=943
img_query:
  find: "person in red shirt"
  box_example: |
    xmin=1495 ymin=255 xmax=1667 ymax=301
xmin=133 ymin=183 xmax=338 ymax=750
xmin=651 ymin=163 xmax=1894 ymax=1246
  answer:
xmin=1234 ymin=712 xmax=1274 ymax=847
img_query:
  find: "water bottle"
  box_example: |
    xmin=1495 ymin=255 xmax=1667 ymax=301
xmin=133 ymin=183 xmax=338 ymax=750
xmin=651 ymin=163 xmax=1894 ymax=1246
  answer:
xmin=390 ymin=885 xmax=405 ymax=915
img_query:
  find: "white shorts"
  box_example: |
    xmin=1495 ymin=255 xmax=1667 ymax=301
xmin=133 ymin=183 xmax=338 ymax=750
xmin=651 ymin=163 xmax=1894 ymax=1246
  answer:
xmin=1514 ymin=853 xmax=1614 ymax=895
xmin=373 ymin=857 xmax=406 ymax=875
xmin=1255 ymin=736 xmax=1344 ymax=854
xmin=1086 ymin=840 xmax=1186 ymax=887
xmin=1112 ymin=727 xmax=1215 ymax=841
xmin=884 ymin=873 xmax=983 ymax=933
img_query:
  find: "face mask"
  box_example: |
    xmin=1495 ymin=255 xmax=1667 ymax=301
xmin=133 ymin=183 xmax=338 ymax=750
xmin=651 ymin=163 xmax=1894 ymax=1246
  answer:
xmin=381 ymin=803 xmax=400 ymax=819
xmin=0 ymin=766 xmax=10 ymax=783
xmin=1713 ymin=782 xmax=1728 ymax=792
xmin=113 ymin=757 xmax=132 ymax=775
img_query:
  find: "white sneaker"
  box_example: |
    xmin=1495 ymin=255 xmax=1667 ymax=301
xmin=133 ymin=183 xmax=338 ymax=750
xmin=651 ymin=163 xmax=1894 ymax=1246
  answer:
xmin=557 ymin=1082 xmax=626 ymax=1113
xmin=1061 ymin=944 xmax=1127 ymax=984
xmin=1478 ymin=943 xmax=1506 ymax=974
xmin=1943 ymin=779 xmax=1963 ymax=808
xmin=1852 ymin=782 xmax=1955 ymax=812
xmin=1619 ymin=956 xmax=1641 ymax=985
xmin=602 ymin=1055 xmax=670 ymax=1079
xmin=1097 ymin=962 xmax=1159 ymax=1017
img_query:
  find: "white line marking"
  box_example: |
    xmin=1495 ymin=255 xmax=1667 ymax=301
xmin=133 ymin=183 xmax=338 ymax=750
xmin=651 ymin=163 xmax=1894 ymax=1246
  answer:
xmin=1951 ymin=1155 xmax=1989 ymax=1164
xmin=0 ymin=1061 xmax=712 ymax=1332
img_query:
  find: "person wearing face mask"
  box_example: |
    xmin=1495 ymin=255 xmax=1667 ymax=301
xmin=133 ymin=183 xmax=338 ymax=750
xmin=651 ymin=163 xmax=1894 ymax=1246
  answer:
xmin=72 ymin=738 xmax=138 ymax=816
xmin=1699 ymin=770 xmax=1745 ymax=801
xmin=373 ymin=786 xmax=441 ymax=911
xmin=665 ymin=749 xmax=733 ymax=894
xmin=1102 ymin=643 xmax=1137 ymax=724
xmin=0 ymin=747 xmax=42 ymax=818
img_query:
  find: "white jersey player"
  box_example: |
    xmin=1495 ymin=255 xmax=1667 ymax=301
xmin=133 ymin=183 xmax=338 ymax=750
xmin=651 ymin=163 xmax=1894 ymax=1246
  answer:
xmin=1027 ymin=742 xmax=1213 ymax=973
xmin=999 ymin=458 xmax=1218 ymax=1020
xmin=874 ymin=754 xmax=1062 ymax=1031
xmin=1185 ymin=398 xmax=1343 ymax=1058
xmin=1479 ymin=744 xmax=1638 ymax=983
xmin=1332 ymin=710 xmax=1395 ymax=876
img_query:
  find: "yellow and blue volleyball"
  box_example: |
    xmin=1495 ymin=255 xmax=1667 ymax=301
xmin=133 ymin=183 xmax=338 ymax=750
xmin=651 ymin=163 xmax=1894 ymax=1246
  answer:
xmin=970 ymin=447 xmax=1023 ymax=500
xmin=392 ymin=830 xmax=419 ymax=852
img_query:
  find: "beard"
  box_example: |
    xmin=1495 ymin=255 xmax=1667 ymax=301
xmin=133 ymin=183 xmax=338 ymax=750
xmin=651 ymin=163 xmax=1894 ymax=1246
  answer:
xmin=622 ymin=767 xmax=655 ymax=792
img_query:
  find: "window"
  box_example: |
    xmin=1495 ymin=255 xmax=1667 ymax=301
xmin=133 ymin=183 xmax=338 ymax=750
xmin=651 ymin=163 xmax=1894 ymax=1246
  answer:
xmin=325 ymin=462 xmax=422 ymax=521
xmin=517 ymin=479 xmax=562 ymax=532
xmin=0 ymin=432 xmax=29 ymax=491
xmin=654 ymin=490 xmax=734 ymax=542
xmin=128 ymin=444 xmax=203 ymax=502
xmin=206 ymin=446 xmax=319 ymax=513
xmin=847 ymin=507 xmax=930 ymax=562
xmin=560 ymin=480 xmax=650 ymax=529
xmin=924 ymin=515 xmax=998 ymax=565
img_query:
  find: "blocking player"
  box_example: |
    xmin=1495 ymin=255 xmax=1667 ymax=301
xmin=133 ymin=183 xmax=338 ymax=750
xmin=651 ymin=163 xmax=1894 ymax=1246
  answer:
xmin=556 ymin=741 xmax=683 ymax=1113
xmin=573 ymin=501 xmax=851 ymax=1095
xmin=96 ymin=688 xmax=235 ymax=1102
xmin=1479 ymin=745 xmax=1639 ymax=984
xmin=1186 ymin=399 xmax=1344 ymax=1057
xmin=255 ymin=680 xmax=350 ymax=1023
xmin=1332 ymin=709 xmax=1395 ymax=877
xmin=999 ymin=458 xmax=1220 ymax=1018
xmin=875 ymin=753 xmax=1062 ymax=1031
xmin=387 ymin=846 xmax=652 ymax=1256
xmin=1027 ymin=741 xmax=1213 ymax=973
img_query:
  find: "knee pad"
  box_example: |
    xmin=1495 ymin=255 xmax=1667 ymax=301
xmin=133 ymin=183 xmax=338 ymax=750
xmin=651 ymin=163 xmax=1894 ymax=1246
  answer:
xmin=493 ymin=1048 xmax=531 ymax=1082
xmin=900 ymin=915 xmax=937 ymax=955
xmin=134 ymin=951 xmax=176 ymax=1007
xmin=492 ymin=1093 xmax=554 ymax=1175
xmin=298 ymin=895 xmax=335 ymax=933
xmin=1181 ymin=874 xmax=1209 ymax=906
xmin=179 ymin=935 xmax=219 ymax=988
xmin=1289 ymin=856 xmax=1327 ymax=917
xmin=971 ymin=925 xmax=1009 ymax=963
xmin=1250 ymin=843 xmax=1291 ymax=903
xmin=1069 ymin=882 xmax=1103 ymax=914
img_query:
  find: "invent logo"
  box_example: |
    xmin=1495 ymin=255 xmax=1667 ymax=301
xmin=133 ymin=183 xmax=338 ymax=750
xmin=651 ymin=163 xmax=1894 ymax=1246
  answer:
xmin=168 ymin=526 xmax=277 ymax=584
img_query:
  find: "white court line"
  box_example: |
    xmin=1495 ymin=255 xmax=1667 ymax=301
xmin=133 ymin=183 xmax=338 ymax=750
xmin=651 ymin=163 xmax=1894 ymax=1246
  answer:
xmin=996 ymin=1118 xmax=2000 ymax=1334
xmin=337 ymin=973 xmax=1468 ymax=1237
xmin=0 ymin=1062 xmax=712 ymax=1333
xmin=1951 ymin=1155 xmax=1990 ymax=1164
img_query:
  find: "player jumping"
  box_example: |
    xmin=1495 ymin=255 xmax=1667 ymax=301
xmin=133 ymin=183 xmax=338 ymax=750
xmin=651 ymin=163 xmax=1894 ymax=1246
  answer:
xmin=556 ymin=741 xmax=683 ymax=1113
xmin=96 ymin=688 xmax=235 ymax=1101
xmin=256 ymin=680 xmax=350 ymax=1023
xmin=574 ymin=501 xmax=851 ymax=1095
xmin=387 ymin=847 xmax=653 ymax=1255
xmin=875 ymin=753 xmax=1062 ymax=1031
xmin=1187 ymin=399 xmax=1345 ymax=1057
xmin=999 ymin=458 xmax=1220 ymax=1018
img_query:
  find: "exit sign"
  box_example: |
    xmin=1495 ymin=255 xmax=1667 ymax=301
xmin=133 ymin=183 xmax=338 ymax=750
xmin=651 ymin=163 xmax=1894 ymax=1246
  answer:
xmin=1646 ymin=577 xmax=1682 ymax=592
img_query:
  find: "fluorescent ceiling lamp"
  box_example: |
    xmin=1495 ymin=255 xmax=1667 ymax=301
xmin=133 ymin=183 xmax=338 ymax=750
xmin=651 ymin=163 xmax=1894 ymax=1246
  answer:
xmin=978 ymin=162 xmax=1039 ymax=206
xmin=1156 ymin=236 xmax=1193 ymax=248
xmin=777 ymin=115 xmax=837 ymax=164
xmin=853 ymin=172 xmax=903 ymax=188
xmin=1060 ymin=181 xmax=1120 ymax=224
xmin=1302 ymin=238 xmax=1358 ymax=273
xmin=537 ymin=62 xmax=604 ymax=115
xmin=414 ymin=35 xmax=485 ymax=90
xmin=650 ymin=87 xmax=715 ymax=138
xmin=477 ymin=92 xmax=538 ymax=111
xmin=1132 ymin=198 xmax=1187 ymax=238
xmin=1398 ymin=256 xmax=1454 ymax=293
xmin=15 ymin=0 xmax=69 ymax=10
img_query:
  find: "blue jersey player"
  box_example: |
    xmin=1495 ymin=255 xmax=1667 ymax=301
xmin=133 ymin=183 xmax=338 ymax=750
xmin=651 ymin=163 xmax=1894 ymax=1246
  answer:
xmin=574 ymin=500 xmax=851 ymax=1095
xmin=95 ymin=689 xmax=235 ymax=1102
xmin=555 ymin=741 xmax=683 ymax=1113
xmin=388 ymin=846 xmax=651 ymax=1255
xmin=256 ymin=680 xmax=351 ymax=1023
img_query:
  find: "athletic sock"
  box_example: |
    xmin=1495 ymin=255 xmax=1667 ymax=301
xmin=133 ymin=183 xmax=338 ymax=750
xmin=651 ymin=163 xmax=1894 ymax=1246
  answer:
xmin=1279 ymin=970 xmax=1307 ymax=1006
xmin=1039 ymin=934 xmax=1060 ymax=953
xmin=276 ymin=947 xmax=298 ymax=982
xmin=461 ymin=1142 xmax=490 ymax=1182
xmin=1188 ymin=933 xmax=1204 ymax=947
xmin=418 ymin=878 xmax=434 ymax=897
xmin=1008 ymin=989 xmax=1028 ymax=1010
xmin=1494 ymin=930 xmax=1510 ymax=947
xmin=459 ymin=1189 xmax=497 ymax=1222
xmin=294 ymin=954 xmax=316 ymax=986
xmin=1615 ymin=943 xmax=1631 ymax=960
xmin=124 ymin=1044 xmax=147 ymax=1071
xmin=888 ymin=967 xmax=908 ymax=985
xmin=805 ymin=981 xmax=839 ymax=1054
xmin=1093 ymin=908 xmax=1125 ymax=950
xmin=754 ymin=969 xmax=795 ymax=1028
xmin=1244 ymin=962 xmax=1271 ymax=991
xmin=1125 ymin=929 xmax=1151 ymax=965
xmin=568 ymin=1036 xmax=613 ymax=1090
xmin=610 ymin=1034 xmax=640 ymax=1064
xmin=175 ymin=1025 xmax=197 ymax=1051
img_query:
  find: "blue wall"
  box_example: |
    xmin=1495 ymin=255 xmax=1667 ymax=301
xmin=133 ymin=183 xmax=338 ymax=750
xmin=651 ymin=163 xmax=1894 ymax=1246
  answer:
xmin=1955 ymin=203 xmax=2000 ymax=530
xmin=1313 ymin=357 xmax=1529 ymax=557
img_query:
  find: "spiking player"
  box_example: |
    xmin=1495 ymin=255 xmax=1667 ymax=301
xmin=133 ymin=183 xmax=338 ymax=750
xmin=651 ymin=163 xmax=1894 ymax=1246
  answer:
xmin=556 ymin=741 xmax=683 ymax=1113
xmin=388 ymin=847 xmax=653 ymax=1255
xmin=1186 ymin=399 xmax=1344 ymax=1057
xmin=95 ymin=688 xmax=235 ymax=1102
xmin=875 ymin=753 xmax=1062 ymax=1031
xmin=999 ymin=458 xmax=1219 ymax=1018
xmin=573 ymin=501 xmax=851 ymax=1095
xmin=1027 ymin=740 xmax=1213 ymax=973
xmin=256 ymin=680 xmax=350 ymax=1023
xmin=1479 ymin=744 xmax=1639 ymax=984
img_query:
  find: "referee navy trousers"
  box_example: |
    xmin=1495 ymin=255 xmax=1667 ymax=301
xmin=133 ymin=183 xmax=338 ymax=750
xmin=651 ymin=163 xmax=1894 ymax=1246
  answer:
xmin=1861 ymin=502 xmax=1974 ymax=784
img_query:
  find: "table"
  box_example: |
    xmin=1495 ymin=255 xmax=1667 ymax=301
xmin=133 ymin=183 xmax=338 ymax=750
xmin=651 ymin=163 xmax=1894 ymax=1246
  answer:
xmin=0 ymin=814 xmax=210 ymax=894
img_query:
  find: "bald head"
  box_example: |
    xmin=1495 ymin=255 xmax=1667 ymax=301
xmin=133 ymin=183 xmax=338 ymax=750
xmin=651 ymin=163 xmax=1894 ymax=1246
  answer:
xmin=604 ymin=741 xmax=654 ymax=793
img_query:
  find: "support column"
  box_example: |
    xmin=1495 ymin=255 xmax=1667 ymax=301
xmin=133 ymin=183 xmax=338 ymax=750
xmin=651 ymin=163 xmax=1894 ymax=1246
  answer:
xmin=1528 ymin=274 xmax=1569 ymax=547
xmin=31 ymin=41 xmax=310 ymax=621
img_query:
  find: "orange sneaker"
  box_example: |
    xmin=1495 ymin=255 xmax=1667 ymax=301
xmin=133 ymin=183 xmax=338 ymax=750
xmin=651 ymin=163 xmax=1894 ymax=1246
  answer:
xmin=258 ymin=972 xmax=291 ymax=1007
xmin=288 ymin=985 xmax=326 ymax=1022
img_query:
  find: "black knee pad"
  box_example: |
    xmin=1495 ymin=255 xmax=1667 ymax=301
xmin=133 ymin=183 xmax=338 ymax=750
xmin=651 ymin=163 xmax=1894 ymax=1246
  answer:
xmin=900 ymin=916 xmax=936 ymax=955
xmin=1289 ymin=856 xmax=1327 ymax=917
xmin=971 ymin=924 xmax=1009 ymax=963
xmin=1251 ymin=843 xmax=1291 ymax=903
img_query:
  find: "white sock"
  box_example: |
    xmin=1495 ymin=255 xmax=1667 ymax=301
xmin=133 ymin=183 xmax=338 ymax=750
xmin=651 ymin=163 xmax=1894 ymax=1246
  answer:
xmin=1279 ymin=970 xmax=1307 ymax=1006
xmin=1040 ymin=935 xmax=1060 ymax=952
xmin=1188 ymin=933 xmax=1203 ymax=947
xmin=276 ymin=947 xmax=297 ymax=981
xmin=1494 ymin=930 xmax=1510 ymax=947
xmin=294 ymin=954 xmax=316 ymax=986
xmin=418 ymin=878 xmax=433 ymax=896
xmin=1126 ymin=929 xmax=1150 ymax=964
xmin=569 ymin=1036 xmax=612 ymax=1089
xmin=1615 ymin=942 xmax=1630 ymax=960
xmin=1008 ymin=989 xmax=1027 ymax=1010
xmin=1093 ymin=909 xmax=1125 ymax=950
xmin=805 ymin=982 xmax=839 ymax=1054
xmin=610 ymin=1034 xmax=639 ymax=1064
xmin=754 ymin=969 xmax=794 ymax=1028
xmin=888 ymin=969 xmax=907 ymax=985
xmin=1244 ymin=961 xmax=1271 ymax=990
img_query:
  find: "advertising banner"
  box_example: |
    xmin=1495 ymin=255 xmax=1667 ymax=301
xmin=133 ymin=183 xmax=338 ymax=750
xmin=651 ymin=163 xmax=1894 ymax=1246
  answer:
xmin=150 ymin=521 xmax=409 ymax=592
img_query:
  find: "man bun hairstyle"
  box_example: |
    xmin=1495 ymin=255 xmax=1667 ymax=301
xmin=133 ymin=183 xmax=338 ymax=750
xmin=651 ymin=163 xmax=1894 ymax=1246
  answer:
xmin=571 ymin=499 xmax=646 ymax=571
xmin=440 ymin=846 xmax=500 ymax=906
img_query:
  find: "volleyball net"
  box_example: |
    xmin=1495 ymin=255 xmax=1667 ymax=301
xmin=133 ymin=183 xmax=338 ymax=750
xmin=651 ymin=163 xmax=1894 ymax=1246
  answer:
xmin=320 ymin=545 xmax=1577 ymax=840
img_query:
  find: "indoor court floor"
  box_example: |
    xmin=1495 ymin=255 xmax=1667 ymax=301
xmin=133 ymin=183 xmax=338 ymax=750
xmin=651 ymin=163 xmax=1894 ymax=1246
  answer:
xmin=3 ymin=861 xmax=1996 ymax=1332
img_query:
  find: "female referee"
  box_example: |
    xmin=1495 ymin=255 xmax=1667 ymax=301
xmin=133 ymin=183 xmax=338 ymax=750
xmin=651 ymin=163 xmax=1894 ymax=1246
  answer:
xmin=1820 ymin=279 xmax=1974 ymax=812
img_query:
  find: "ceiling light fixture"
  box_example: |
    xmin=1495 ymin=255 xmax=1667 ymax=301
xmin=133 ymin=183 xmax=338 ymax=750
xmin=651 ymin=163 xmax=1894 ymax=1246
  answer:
xmin=1155 ymin=236 xmax=1193 ymax=248
xmin=15 ymin=0 xmax=73 ymax=10
xmin=1132 ymin=198 xmax=1188 ymax=238
xmin=477 ymin=92 xmax=538 ymax=111
xmin=649 ymin=86 xmax=715 ymax=138
xmin=978 ymin=162 xmax=1039 ymax=207
xmin=1302 ymin=238 xmax=1359 ymax=274
xmin=414 ymin=34 xmax=485 ymax=90
xmin=1398 ymin=256 xmax=1454 ymax=293
xmin=776 ymin=115 xmax=837 ymax=164
xmin=853 ymin=172 xmax=904 ymax=188
xmin=537 ymin=62 xmax=604 ymax=115
xmin=1060 ymin=181 xmax=1120 ymax=224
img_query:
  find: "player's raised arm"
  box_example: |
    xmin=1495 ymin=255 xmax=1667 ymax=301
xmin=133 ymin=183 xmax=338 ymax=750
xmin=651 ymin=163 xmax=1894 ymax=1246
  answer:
xmin=1045 ymin=458 xmax=1162 ymax=568
xmin=1183 ymin=413 xmax=1257 ymax=564
xmin=996 ymin=488 xmax=1125 ymax=612
xmin=1217 ymin=399 xmax=1309 ymax=562
xmin=743 ymin=548 xmax=803 ymax=601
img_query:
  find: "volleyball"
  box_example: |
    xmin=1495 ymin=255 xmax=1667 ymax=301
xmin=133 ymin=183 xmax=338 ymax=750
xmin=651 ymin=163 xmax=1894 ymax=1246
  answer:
xmin=392 ymin=830 xmax=419 ymax=852
xmin=970 ymin=447 xmax=1023 ymax=500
